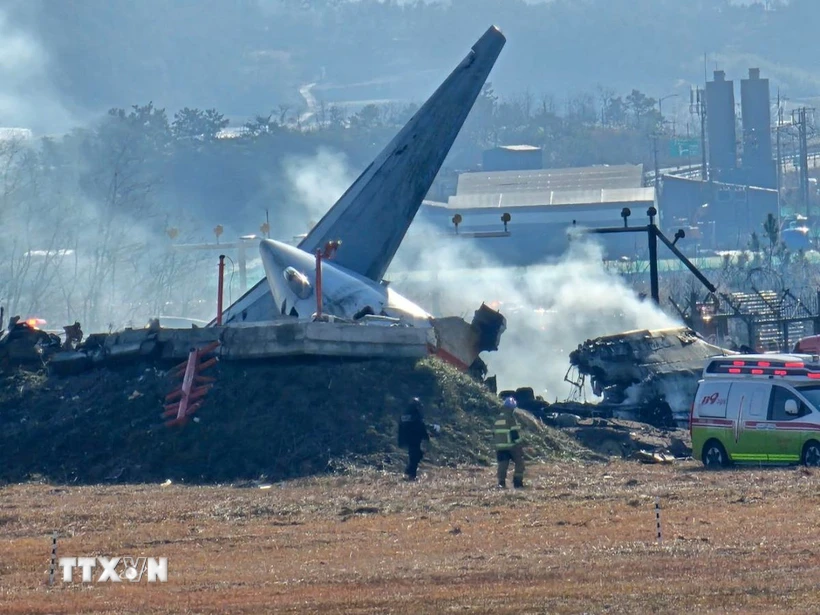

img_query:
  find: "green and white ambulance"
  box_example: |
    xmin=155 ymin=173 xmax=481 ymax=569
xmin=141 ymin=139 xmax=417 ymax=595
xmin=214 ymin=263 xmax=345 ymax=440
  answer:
xmin=691 ymin=354 xmax=820 ymax=468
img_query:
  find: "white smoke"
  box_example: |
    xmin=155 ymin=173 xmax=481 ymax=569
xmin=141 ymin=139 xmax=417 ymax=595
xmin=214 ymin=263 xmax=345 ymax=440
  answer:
xmin=0 ymin=9 xmax=76 ymax=133
xmin=280 ymin=147 xmax=354 ymax=237
xmin=277 ymin=149 xmax=682 ymax=402
xmin=390 ymin=226 xmax=681 ymax=401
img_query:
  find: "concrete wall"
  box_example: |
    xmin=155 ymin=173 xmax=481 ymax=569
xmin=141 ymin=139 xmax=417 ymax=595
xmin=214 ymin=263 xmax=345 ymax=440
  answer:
xmin=85 ymin=322 xmax=431 ymax=363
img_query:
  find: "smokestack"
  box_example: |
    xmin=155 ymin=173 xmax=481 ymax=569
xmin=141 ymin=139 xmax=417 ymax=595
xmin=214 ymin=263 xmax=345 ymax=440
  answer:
xmin=740 ymin=67 xmax=775 ymax=188
xmin=706 ymin=70 xmax=736 ymax=180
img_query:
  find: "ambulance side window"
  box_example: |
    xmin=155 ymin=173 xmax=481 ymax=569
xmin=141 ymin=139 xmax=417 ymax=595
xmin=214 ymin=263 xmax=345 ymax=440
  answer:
xmin=768 ymin=386 xmax=810 ymax=421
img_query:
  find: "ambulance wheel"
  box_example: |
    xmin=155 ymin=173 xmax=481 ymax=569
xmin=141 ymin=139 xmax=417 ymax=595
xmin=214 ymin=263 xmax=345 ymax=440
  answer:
xmin=702 ymin=440 xmax=729 ymax=470
xmin=802 ymin=441 xmax=820 ymax=467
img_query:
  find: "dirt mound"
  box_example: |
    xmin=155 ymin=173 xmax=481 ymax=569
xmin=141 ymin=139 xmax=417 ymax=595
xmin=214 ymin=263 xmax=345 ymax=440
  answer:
xmin=0 ymin=357 xmax=588 ymax=484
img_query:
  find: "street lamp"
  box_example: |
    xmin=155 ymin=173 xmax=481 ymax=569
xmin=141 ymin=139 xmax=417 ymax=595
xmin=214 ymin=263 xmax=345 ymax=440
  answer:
xmin=658 ymin=93 xmax=679 ymax=131
xmin=658 ymin=93 xmax=679 ymax=118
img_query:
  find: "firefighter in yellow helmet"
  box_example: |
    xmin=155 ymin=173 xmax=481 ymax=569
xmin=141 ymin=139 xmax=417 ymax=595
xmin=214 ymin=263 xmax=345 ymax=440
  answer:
xmin=494 ymin=397 xmax=525 ymax=488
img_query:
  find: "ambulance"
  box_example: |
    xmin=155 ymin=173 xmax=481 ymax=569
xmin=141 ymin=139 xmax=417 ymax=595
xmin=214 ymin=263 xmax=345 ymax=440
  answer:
xmin=691 ymin=354 xmax=820 ymax=468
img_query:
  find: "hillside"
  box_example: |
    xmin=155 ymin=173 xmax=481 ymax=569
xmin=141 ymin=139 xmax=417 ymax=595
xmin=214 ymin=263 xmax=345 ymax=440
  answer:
xmin=0 ymin=357 xmax=589 ymax=484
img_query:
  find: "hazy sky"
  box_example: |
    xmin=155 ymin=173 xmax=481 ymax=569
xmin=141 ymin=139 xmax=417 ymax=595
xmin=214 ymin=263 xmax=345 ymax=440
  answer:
xmin=0 ymin=0 xmax=815 ymax=134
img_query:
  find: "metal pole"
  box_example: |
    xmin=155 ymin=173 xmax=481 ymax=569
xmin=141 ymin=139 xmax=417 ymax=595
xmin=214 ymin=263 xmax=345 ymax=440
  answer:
xmin=815 ymin=290 xmax=820 ymax=335
xmin=782 ymin=319 xmax=790 ymax=353
xmin=776 ymin=90 xmax=782 ymax=220
xmin=49 ymin=531 xmax=57 ymax=586
xmin=586 ymin=221 xmax=717 ymax=296
xmin=798 ymin=108 xmax=812 ymax=217
xmin=315 ymin=250 xmax=323 ymax=320
xmin=648 ymin=209 xmax=660 ymax=305
xmin=655 ymin=231 xmax=717 ymax=292
xmin=653 ymin=134 xmax=660 ymax=197
xmin=655 ymin=497 xmax=662 ymax=545
xmin=687 ymin=121 xmax=692 ymax=170
xmin=216 ymin=255 xmax=225 ymax=326
xmin=700 ymin=88 xmax=708 ymax=181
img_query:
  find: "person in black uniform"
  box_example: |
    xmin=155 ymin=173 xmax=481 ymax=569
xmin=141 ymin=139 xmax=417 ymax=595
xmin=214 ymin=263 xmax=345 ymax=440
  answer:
xmin=398 ymin=397 xmax=430 ymax=480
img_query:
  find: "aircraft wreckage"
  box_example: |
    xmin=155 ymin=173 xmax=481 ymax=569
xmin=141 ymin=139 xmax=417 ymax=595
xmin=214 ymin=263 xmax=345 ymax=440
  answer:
xmin=1 ymin=26 xmax=509 ymax=377
xmin=568 ymin=326 xmax=735 ymax=427
xmin=213 ymin=25 xmax=509 ymax=374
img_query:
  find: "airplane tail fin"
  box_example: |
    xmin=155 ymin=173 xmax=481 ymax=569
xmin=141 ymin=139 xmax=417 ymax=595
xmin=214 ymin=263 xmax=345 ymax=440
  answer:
xmin=216 ymin=26 xmax=505 ymax=325
xmin=299 ymin=26 xmax=506 ymax=281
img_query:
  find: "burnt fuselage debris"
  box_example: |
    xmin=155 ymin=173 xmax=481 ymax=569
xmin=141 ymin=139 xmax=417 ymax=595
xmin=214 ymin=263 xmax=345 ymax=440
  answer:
xmin=0 ymin=316 xmax=62 ymax=366
xmin=567 ymin=326 xmax=734 ymax=428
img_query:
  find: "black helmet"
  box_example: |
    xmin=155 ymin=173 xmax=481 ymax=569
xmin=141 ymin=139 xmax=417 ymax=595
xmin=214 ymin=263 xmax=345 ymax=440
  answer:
xmin=408 ymin=397 xmax=423 ymax=413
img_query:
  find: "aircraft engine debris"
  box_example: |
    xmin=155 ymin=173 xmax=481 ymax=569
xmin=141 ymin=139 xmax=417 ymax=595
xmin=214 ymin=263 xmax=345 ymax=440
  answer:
xmin=568 ymin=326 xmax=735 ymax=427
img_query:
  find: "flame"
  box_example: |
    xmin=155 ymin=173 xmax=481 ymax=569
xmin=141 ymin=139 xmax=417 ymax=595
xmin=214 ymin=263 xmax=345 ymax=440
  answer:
xmin=24 ymin=318 xmax=46 ymax=330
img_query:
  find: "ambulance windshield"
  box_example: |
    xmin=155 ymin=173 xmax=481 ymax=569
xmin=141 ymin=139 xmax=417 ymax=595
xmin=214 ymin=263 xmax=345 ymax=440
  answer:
xmin=796 ymin=385 xmax=820 ymax=411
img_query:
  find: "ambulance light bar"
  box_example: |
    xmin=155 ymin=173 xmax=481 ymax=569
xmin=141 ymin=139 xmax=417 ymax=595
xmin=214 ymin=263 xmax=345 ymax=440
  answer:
xmin=707 ymin=357 xmax=820 ymax=379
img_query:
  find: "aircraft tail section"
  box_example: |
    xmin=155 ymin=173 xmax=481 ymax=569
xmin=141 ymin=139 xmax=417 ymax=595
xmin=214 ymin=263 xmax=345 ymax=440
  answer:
xmin=299 ymin=26 xmax=505 ymax=281
xmin=216 ymin=26 xmax=505 ymax=325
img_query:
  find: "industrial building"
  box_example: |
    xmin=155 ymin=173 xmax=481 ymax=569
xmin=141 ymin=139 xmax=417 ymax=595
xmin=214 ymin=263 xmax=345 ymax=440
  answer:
xmin=412 ymin=66 xmax=784 ymax=267
xmin=409 ymin=164 xmax=656 ymax=266
xmin=660 ymin=176 xmax=778 ymax=251
xmin=740 ymin=68 xmax=776 ymax=189
xmin=705 ymin=70 xmax=738 ymax=184
xmin=657 ymin=67 xmax=780 ymax=250
xmin=699 ymin=67 xmax=777 ymax=190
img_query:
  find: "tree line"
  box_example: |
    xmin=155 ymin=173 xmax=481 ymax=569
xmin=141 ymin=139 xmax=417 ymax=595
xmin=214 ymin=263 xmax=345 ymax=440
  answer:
xmin=0 ymin=77 xmax=781 ymax=332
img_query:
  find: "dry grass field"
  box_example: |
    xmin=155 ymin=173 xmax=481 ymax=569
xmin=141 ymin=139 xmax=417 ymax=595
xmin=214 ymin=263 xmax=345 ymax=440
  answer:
xmin=2 ymin=459 xmax=820 ymax=614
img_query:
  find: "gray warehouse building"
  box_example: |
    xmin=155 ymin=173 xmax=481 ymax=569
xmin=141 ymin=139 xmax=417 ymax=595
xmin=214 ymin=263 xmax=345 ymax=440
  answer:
xmin=407 ymin=164 xmax=656 ymax=267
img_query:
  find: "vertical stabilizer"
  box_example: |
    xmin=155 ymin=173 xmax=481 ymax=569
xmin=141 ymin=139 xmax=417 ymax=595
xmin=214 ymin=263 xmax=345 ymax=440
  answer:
xmin=299 ymin=26 xmax=505 ymax=280
xmin=218 ymin=26 xmax=505 ymax=325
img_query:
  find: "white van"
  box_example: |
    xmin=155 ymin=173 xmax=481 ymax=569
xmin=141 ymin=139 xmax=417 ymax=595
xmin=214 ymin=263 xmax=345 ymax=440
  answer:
xmin=691 ymin=354 xmax=820 ymax=468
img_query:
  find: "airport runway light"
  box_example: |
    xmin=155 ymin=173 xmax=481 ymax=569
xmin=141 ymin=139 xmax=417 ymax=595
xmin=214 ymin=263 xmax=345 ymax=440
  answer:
xmin=581 ymin=204 xmax=715 ymax=307
xmin=501 ymin=212 xmax=511 ymax=232
xmin=452 ymin=214 xmax=462 ymax=234
xmin=213 ymin=224 xmax=224 ymax=244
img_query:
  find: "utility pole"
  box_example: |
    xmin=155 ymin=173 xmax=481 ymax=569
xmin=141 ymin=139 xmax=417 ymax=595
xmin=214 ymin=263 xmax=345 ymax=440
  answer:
xmin=775 ymin=89 xmax=782 ymax=218
xmin=700 ymin=88 xmax=708 ymax=182
xmin=648 ymin=207 xmax=660 ymax=303
xmin=691 ymin=87 xmax=708 ymax=180
xmin=686 ymin=121 xmax=693 ymax=170
xmin=653 ymin=133 xmax=660 ymax=198
xmin=793 ymin=107 xmax=813 ymax=217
